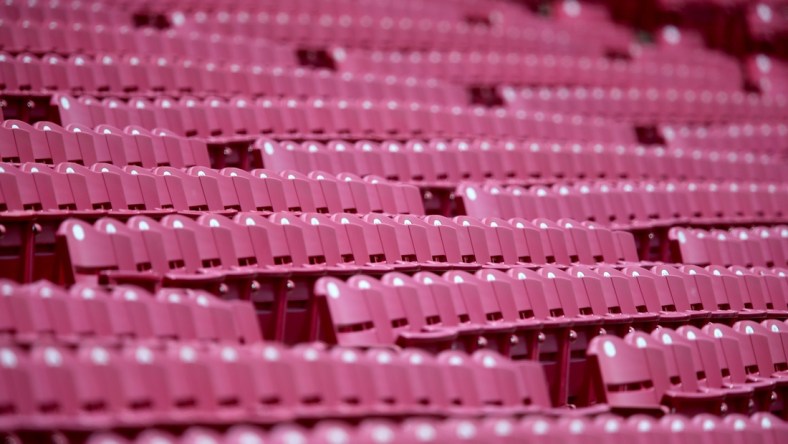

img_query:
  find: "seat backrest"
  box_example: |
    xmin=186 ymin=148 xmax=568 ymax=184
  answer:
xmin=313 ymin=277 xmax=390 ymax=346
xmin=586 ymin=335 xmax=663 ymax=408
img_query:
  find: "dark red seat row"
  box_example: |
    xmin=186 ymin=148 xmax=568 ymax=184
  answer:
xmin=0 ymin=280 xmax=261 ymax=347
xmin=170 ymin=9 xmax=597 ymax=54
xmin=337 ymin=48 xmax=739 ymax=90
xmin=314 ymin=264 xmax=788 ymax=404
xmin=83 ymin=413 xmax=788 ymax=444
xmin=0 ymin=340 xmax=552 ymax=431
xmin=52 ymin=94 xmax=637 ymax=143
xmin=0 ymin=162 xmax=422 ymax=283
xmin=668 ymin=226 xmax=788 ymax=267
xmin=457 ymin=180 xmax=788 ymax=229
xmin=56 ymin=213 xmax=640 ymax=343
xmin=504 ymin=86 xmax=788 ymax=124
xmin=0 ymin=52 xmax=466 ymax=105
xmin=0 ymin=120 xmax=209 ymax=167
xmin=661 ymin=122 xmax=788 ymax=154
xmin=254 ymin=138 xmax=787 ymax=187
xmin=0 ymin=20 xmax=297 ymax=67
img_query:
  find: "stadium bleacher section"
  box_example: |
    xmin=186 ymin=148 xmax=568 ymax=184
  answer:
xmin=1 ymin=0 xmax=788 ymax=442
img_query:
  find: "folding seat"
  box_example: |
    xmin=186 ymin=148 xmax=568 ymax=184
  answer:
xmin=184 ymin=166 xmax=258 ymax=212
xmin=573 ymin=266 xmax=645 ymax=327
xmin=121 ymin=215 xmax=229 ymax=289
xmin=397 ymin=347 xmax=467 ymax=415
xmin=154 ymin=342 xmax=237 ymax=423
xmin=728 ymin=266 xmax=787 ymax=319
xmin=48 ymin=163 xmax=132 ymax=212
xmin=562 ymin=220 xmax=616 ymax=264
xmin=104 ymin=284 xmax=186 ymax=342
xmin=152 ymin=215 xmax=258 ymax=298
xmin=691 ymin=324 xmax=778 ymax=412
xmin=359 ymin=347 xmax=430 ymax=417
xmin=28 ymin=344 xmax=111 ymax=428
xmin=728 ymin=228 xmax=769 ymax=267
xmin=87 ymin=166 xmax=171 ymax=215
xmin=66 ymin=123 xmax=130 ymax=166
xmin=624 ymin=331 xmax=727 ymax=415
xmin=516 ymin=416 xmax=566 ymax=444
xmin=381 ymin=272 xmax=476 ymax=345
xmin=118 ymin=126 xmax=165 ymax=168
xmin=312 ymin=172 xmax=373 ymax=214
xmin=406 ymin=270 xmax=523 ymax=352
xmin=223 ymin=96 xmax=262 ymax=137
xmin=347 ymin=275 xmax=460 ymax=352
xmin=1 ymin=281 xmax=86 ymax=346
xmin=328 ymin=346 xmax=411 ymax=418
xmin=423 ymin=215 xmax=492 ymax=269
xmin=705 ymin=265 xmax=769 ymax=321
xmin=258 ymin=169 xmax=317 ymax=213
xmin=57 ymin=218 xmax=163 ymax=288
xmin=729 ymin=322 xmax=788 ymax=413
xmin=0 ymin=280 xmax=50 ymax=345
xmin=555 ymin=219 xmax=596 ymax=264
xmin=622 ymin=266 xmax=695 ymax=326
xmin=283 ymin=170 xmax=341 ymax=214
xmin=651 ymin=265 xmax=713 ymax=320
xmin=448 ymin=270 xmax=545 ymax=354
xmin=367 ymin=175 xmax=424 ymax=215
xmin=0 ymin=342 xmax=36 ymax=428
xmin=249 ymin=98 xmax=284 ymax=136
xmin=0 ymin=51 xmax=24 ymax=91
xmin=518 ymin=267 xmax=602 ymax=405
xmin=427 ymin=418 xmax=491 ymax=443
xmin=456 ymin=183 xmax=513 ymax=220
xmin=300 ymin=215 xmax=386 ymax=276
xmin=754 ymin=267 xmax=788 ymax=313
xmin=526 ymin=187 xmax=567 ymax=220
xmin=203 ymin=97 xmax=244 ymax=138
xmin=520 ymin=219 xmax=570 ymax=266
xmin=298 ymin=144 xmax=337 ymax=176
xmin=446 ymin=216 xmax=512 ymax=269
xmin=316 ymin=270 xmax=450 ymax=347
xmin=283 ymin=344 xmax=372 ymax=418
xmin=269 ymin=212 xmax=348 ymax=271
xmin=27 ymin=121 xmax=86 ymax=165
xmin=586 ymin=335 xmax=672 ymax=414
xmin=223 ymin=169 xmax=286 ymax=213
xmin=237 ymin=209 xmax=327 ymax=274
xmin=727 ymin=414 xmax=784 ymax=444
xmin=152 ymin=167 xmax=230 ymax=215
xmin=13 ymin=52 xmax=49 ymax=91
xmin=3 ymin=120 xmax=54 ymax=163
xmin=345 ymin=215 xmax=432 ymax=271
xmin=162 ymin=286 xmax=257 ymax=344
xmin=75 ymin=341 xmax=168 ymax=429
xmin=146 ymin=97 xmax=188 ymax=137
xmin=255 ymin=140 xmax=312 ymax=172
xmin=0 ymin=163 xmax=66 ymax=281
xmin=751 ymin=226 xmax=786 ymax=264
xmin=689 ymin=414 xmax=753 ymax=444
xmin=175 ymin=96 xmax=223 ymax=139
xmin=669 ymin=264 xmax=741 ymax=323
